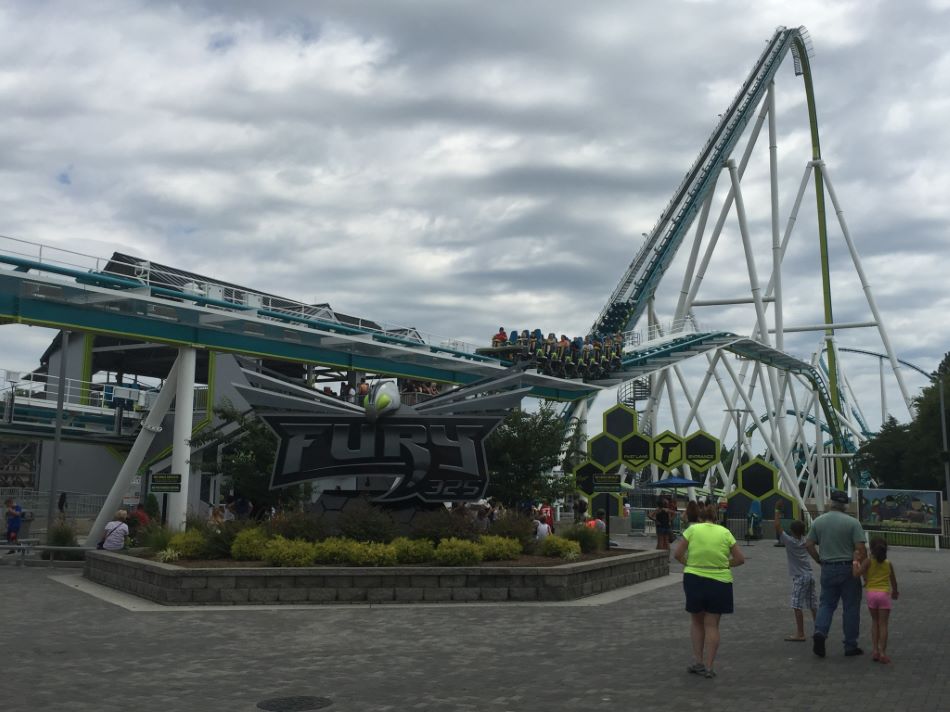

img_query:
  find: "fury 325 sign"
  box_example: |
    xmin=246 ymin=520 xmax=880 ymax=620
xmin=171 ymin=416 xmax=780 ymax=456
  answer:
xmin=261 ymin=414 xmax=501 ymax=504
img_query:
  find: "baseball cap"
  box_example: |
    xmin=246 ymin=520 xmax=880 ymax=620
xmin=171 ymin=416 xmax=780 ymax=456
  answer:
xmin=830 ymin=490 xmax=849 ymax=504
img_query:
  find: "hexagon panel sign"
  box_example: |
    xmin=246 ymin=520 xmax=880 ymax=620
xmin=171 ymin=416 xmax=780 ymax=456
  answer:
xmin=573 ymin=460 xmax=602 ymax=496
xmin=602 ymin=404 xmax=638 ymax=440
xmin=588 ymin=433 xmax=621 ymax=471
xmin=620 ymin=432 xmax=652 ymax=470
xmin=737 ymin=457 xmax=778 ymax=499
xmin=684 ymin=430 xmax=721 ymax=473
xmin=651 ymin=430 xmax=685 ymax=471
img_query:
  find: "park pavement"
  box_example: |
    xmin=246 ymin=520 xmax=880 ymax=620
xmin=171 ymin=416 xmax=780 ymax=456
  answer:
xmin=1 ymin=539 xmax=948 ymax=712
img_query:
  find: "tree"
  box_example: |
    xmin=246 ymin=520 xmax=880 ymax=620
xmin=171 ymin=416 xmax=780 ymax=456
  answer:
xmin=854 ymin=351 xmax=950 ymax=493
xmin=854 ymin=417 xmax=911 ymax=488
xmin=486 ymin=403 xmax=573 ymax=507
xmin=191 ymin=401 xmax=308 ymax=513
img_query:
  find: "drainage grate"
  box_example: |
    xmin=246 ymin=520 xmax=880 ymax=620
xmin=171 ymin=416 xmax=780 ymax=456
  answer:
xmin=257 ymin=696 xmax=332 ymax=711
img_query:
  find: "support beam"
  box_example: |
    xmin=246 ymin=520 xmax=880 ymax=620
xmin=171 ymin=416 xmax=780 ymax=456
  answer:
xmin=86 ymin=357 xmax=181 ymax=546
xmin=167 ymin=347 xmax=197 ymax=531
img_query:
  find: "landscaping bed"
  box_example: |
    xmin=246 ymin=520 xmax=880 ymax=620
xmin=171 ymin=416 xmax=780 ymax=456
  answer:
xmin=84 ymin=548 xmax=668 ymax=605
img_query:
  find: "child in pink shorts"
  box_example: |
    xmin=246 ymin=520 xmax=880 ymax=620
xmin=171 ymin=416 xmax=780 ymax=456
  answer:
xmin=855 ymin=537 xmax=899 ymax=663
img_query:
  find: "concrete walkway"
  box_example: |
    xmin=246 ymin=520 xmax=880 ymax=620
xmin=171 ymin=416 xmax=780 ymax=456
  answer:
xmin=3 ymin=540 xmax=948 ymax=711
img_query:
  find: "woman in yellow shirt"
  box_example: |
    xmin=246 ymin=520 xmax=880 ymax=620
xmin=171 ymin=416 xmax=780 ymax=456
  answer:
xmin=856 ymin=537 xmax=899 ymax=664
xmin=674 ymin=504 xmax=745 ymax=679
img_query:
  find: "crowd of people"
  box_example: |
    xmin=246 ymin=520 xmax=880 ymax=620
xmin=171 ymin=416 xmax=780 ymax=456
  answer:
xmin=671 ymin=489 xmax=901 ymax=679
xmin=485 ymin=327 xmax=626 ymax=379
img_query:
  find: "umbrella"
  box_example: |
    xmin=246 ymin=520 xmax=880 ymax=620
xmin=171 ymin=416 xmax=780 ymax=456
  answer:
xmin=641 ymin=476 xmax=704 ymax=488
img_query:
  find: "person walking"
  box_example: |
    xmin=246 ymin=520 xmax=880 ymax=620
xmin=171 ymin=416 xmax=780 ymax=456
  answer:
xmin=855 ymin=537 xmax=899 ymax=663
xmin=674 ymin=504 xmax=745 ymax=678
xmin=805 ymin=489 xmax=867 ymax=658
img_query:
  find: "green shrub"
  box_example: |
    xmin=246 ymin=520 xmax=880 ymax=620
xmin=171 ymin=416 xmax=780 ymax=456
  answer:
xmin=312 ymin=537 xmax=362 ymax=565
xmin=263 ymin=536 xmax=317 ymax=567
xmin=203 ymin=520 xmax=253 ymax=559
xmin=391 ymin=536 xmax=435 ymax=564
xmin=433 ymin=537 xmax=483 ymax=566
xmin=538 ymin=535 xmax=581 ymax=560
xmin=156 ymin=548 xmax=180 ymax=563
xmin=139 ymin=523 xmax=174 ymax=552
xmin=168 ymin=529 xmax=209 ymax=559
xmin=143 ymin=493 xmax=161 ymax=520
xmin=337 ymin=499 xmax=397 ymax=543
xmin=478 ymin=535 xmax=522 ymax=561
xmin=42 ymin=521 xmax=84 ymax=561
xmin=562 ymin=525 xmax=606 ymax=553
xmin=411 ymin=508 xmax=478 ymax=543
xmin=230 ymin=527 xmax=271 ymax=560
xmin=266 ymin=511 xmax=328 ymax=543
xmin=349 ymin=541 xmax=398 ymax=567
xmin=185 ymin=512 xmax=212 ymax=534
xmin=488 ymin=513 xmax=537 ymax=547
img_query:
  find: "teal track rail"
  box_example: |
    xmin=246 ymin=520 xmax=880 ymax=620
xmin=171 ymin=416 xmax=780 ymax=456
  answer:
xmin=593 ymin=26 xmax=812 ymax=335
xmin=619 ymin=332 xmax=736 ymax=371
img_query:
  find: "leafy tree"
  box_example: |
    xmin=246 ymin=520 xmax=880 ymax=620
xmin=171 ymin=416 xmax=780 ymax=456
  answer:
xmin=486 ymin=403 xmax=573 ymax=507
xmin=854 ymin=417 xmax=911 ymax=488
xmin=191 ymin=401 xmax=308 ymax=513
xmin=854 ymin=351 xmax=950 ymax=493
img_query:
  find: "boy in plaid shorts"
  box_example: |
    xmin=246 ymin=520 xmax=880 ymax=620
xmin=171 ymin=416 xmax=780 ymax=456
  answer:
xmin=773 ymin=502 xmax=817 ymax=641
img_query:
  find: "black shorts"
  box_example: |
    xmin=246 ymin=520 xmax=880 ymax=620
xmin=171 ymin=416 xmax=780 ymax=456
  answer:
xmin=683 ymin=573 xmax=734 ymax=614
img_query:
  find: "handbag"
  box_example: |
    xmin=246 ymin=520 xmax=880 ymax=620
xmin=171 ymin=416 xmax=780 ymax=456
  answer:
xmin=97 ymin=524 xmax=119 ymax=550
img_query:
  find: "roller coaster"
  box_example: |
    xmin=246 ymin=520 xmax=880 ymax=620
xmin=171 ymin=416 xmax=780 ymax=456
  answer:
xmin=0 ymin=26 xmax=927 ymax=530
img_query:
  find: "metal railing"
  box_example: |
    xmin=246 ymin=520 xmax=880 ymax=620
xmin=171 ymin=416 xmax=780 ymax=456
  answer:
xmin=0 ymin=371 xmax=207 ymax=416
xmin=0 ymin=234 xmax=482 ymax=357
xmin=0 ymin=488 xmax=108 ymax=518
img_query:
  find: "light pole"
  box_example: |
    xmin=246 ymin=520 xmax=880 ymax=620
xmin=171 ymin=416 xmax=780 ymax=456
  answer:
xmin=939 ymin=375 xmax=949 ymax=503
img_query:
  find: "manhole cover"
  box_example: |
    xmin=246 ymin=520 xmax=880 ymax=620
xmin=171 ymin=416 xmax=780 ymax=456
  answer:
xmin=257 ymin=696 xmax=332 ymax=711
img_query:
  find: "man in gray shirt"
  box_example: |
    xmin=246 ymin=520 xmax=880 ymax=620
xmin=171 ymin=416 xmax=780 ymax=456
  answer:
xmin=805 ymin=490 xmax=867 ymax=658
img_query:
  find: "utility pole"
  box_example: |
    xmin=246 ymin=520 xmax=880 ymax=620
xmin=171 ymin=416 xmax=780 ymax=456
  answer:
xmin=939 ymin=375 xmax=949 ymax=502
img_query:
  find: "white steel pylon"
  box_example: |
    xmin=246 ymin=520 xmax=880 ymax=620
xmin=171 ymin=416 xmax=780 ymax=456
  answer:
xmin=591 ymin=27 xmax=922 ymax=514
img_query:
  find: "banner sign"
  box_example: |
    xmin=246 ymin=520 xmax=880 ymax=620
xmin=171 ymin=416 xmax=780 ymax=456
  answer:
xmin=858 ymin=488 xmax=942 ymax=534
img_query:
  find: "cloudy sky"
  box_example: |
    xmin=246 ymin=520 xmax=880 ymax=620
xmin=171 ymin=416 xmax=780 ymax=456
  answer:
xmin=1 ymin=0 xmax=947 ymax=429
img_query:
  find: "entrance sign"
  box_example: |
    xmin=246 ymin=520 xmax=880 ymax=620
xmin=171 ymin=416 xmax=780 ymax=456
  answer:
xmin=263 ymin=413 xmax=499 ymax=503
xmin=684 ymin=431 xmax=721 ymax=473
xmin=238 ymin=374 xmax=529 ymax=505
xmin=573 ymin=405 xmax=723 ymax=498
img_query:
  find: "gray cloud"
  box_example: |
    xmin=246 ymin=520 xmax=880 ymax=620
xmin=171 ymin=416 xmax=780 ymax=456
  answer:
xmin=0 ymin=0 xmax=945 ymax=433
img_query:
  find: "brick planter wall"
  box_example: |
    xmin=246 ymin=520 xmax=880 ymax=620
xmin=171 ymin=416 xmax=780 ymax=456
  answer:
xmin=84 ymin=550 xmax=669 ymax=605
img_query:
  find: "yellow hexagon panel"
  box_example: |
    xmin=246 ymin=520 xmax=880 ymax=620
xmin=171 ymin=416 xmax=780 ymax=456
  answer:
xmin=650 ymin=430 xmax=685 ymax=471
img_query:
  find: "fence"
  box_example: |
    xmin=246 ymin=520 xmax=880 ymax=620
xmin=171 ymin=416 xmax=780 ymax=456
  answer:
xmin=1 ymin=488 xmax=107 ymax=520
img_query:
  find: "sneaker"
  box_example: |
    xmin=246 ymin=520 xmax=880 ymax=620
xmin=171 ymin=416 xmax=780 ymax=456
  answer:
xmin=844 ymin=647 xmax=864 ymax=657
xmin=687 ymin=663 xmax=706 ymax=675
xmin=872 ymin=652 xmax=880 ymax=662
xmin=812 ymin=634 xmax=826 ymax=658
xmin=704 ymin=669 xmax=717 ymax=679
xmin=879 ymin=655 xmax=891 ymax=664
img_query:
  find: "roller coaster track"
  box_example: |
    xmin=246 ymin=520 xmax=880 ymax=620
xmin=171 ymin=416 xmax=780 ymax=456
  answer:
xmin=592 ymin=25 xmax=814 ymax=336
xmin=612 ymin=330 xmax=851 ymax=466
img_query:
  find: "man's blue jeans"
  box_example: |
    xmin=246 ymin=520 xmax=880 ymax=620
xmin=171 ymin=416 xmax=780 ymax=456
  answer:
xmin=814 ymin=562 xmax=862 ymax=650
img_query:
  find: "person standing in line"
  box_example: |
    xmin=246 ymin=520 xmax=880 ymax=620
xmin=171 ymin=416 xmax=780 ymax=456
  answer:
xmin=855 ymin=537 xmax=900 ymax=663
xmin=773 ymin=502 xmax=817 ymax=641
xmin=674 ymin=504 xmax=745 ymax=679
xmin=649 ymin=496 xmax=673 ymax=550
xmin=805 ymin=489 xmax=868 ymax=658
